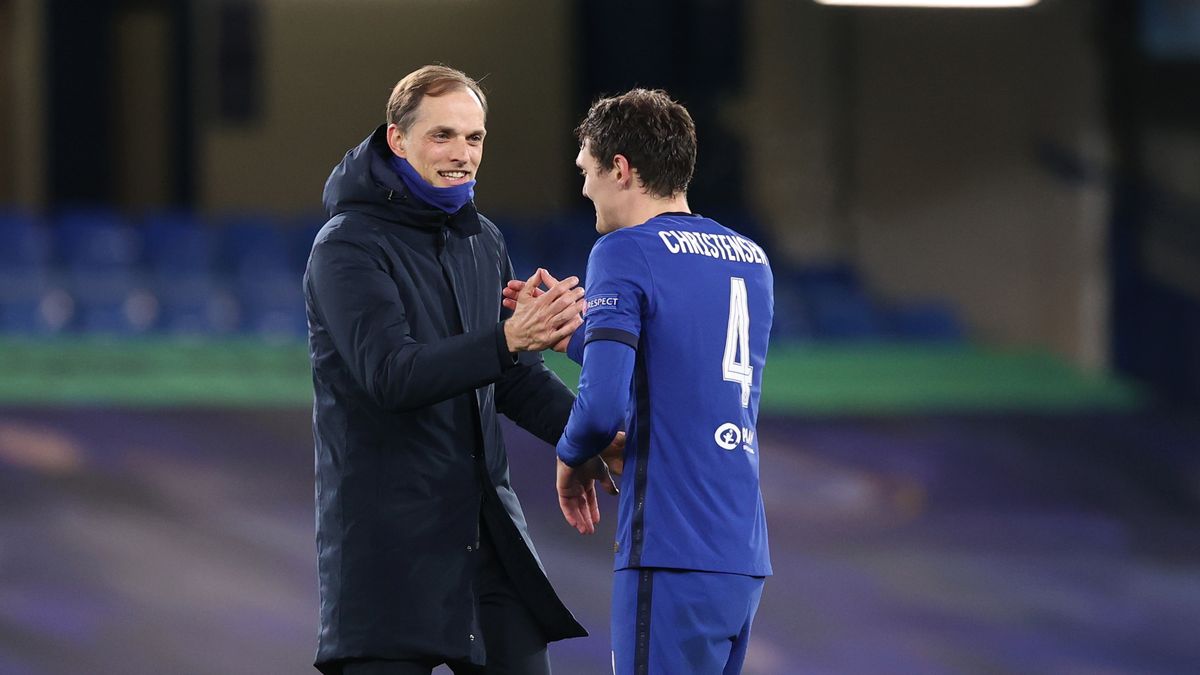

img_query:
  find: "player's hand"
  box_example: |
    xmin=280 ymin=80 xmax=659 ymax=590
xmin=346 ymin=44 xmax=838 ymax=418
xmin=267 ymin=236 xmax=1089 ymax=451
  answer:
xmin=504 ymin=269 xmax=585 ymax=353
xmin=502 ymin=278 xmax=542 ymax=310
xmin=600 ymin=431 xmax=625 ymax=477
xmin=557 ymin=456 xmax=618 ymax=535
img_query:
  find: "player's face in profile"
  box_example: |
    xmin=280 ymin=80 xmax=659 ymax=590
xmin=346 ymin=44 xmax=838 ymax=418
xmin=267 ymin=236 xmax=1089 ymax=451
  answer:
xmin=389 ymin=88 xmax=486 ymax=188
xmin=576 ymin=140 xmax=620 ymax=234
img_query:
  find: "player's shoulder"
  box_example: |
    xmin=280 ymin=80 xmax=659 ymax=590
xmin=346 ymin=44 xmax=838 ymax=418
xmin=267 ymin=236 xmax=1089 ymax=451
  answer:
xmin=600 ymin=216 xmax=687 ymax=249
xmin=593 ymin=224 xmax=652 ymax=255
xmin=646 ymin=212 xmax=752 ymax=240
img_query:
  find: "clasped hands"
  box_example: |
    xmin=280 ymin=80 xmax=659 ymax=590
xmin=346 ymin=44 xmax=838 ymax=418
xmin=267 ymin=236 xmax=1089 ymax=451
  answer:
xmin=502 ymin=268 xmax=584 ymax=353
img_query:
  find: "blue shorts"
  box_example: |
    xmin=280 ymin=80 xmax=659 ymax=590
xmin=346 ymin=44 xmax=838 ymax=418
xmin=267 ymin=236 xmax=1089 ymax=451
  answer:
xmin=611 ymin=568 xmax=764 ymax=675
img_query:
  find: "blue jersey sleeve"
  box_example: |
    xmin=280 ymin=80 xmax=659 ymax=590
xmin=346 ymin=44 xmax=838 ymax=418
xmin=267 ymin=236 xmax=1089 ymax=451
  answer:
xmin=565 ymin=322 xmax=586 ymax=365
xmin=556 ymin=232 xmax=651 ymax=465
xmin=580 ymin=231 xmax=651 ymax=350
xmin=555 ymin=339 xmax=635 ymax=466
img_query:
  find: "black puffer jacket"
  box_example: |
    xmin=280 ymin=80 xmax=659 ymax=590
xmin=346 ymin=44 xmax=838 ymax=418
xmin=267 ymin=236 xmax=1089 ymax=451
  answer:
xmin=304 ymin=125 xmax=586 ymax=673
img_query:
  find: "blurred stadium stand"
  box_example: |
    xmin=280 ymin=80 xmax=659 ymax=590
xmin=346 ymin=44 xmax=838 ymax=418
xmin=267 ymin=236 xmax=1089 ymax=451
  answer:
xmin=0 ymin=207 xmax=968 ymax=347
xmin=0 ymin=209 xmax=57 ymax=334
xmin=142 ymin=210 xmax=233 ymax=336
xmin=58 ymin=208 xmax=152 ymax=335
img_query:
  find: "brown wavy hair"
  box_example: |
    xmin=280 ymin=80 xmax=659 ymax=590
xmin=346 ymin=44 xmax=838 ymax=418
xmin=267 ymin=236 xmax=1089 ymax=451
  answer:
xmin=575 ymin=88 xmax=696 ymax=199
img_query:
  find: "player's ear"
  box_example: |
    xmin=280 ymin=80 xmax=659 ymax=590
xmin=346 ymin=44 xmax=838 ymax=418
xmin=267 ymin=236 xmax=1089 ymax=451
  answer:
xmin=612 ymin=154 xmax=632 ymax=188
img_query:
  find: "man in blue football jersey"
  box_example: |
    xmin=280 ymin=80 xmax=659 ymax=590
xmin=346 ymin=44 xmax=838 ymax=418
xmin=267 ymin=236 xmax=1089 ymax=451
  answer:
xmin=515 ymin=89 xmax=773 ymax=675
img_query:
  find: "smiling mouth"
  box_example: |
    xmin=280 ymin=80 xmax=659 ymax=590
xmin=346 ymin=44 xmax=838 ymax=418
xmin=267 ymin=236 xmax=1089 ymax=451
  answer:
xmin=438 ymin=170 xmax=470 ymax=181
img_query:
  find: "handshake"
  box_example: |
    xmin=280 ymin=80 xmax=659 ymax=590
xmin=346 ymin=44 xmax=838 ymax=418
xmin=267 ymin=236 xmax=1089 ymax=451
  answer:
xmin=501 ymin=268 xmax=585 ymax=354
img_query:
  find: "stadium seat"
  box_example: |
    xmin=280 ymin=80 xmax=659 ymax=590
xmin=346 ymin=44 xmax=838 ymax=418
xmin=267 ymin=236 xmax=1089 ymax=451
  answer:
xmin=0 ymin=208 xmax=52 ymax=270
xmin=140 ymin=212 xmax=238 ymax=336
xmin=56 ymin=208 xmax=141 ymax=272
xmin=219 ymin=214 xmax=291 ymax=277
xmin=142 ymin=210 xmax=217 ymax=277
xmin=488 ymin=213 xmax=541 ymax=281
xmin=885 ymin=302 xmax=966 ymax=342
xmin=54 ymin=208 xmax=153 ymax=335
xmin=0 ymin=210 xmax=65 ymax=334
xmin=787 ymin=263 xmax=885 ymax=341
xmin=769 ymin=279 xmax=815 ymax=341
xmin=219 ymin=214 xmax=305 ymax=339
xmin=291 ymin=212 xmax=327 ymax=275
xmin=540 ymin=210 xmax=597 ymax=282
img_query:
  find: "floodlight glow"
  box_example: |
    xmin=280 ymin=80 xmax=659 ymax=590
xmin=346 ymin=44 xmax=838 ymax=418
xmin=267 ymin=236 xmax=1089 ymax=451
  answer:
xmin=815 ymin=0 xmax=1040 ymax=7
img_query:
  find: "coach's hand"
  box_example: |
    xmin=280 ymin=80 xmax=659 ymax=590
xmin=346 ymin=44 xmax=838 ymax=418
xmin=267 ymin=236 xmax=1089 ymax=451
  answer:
xmin=503 ymin=270 xmax=580 ymax=352
xmin=557 ymin=456 xmax=618 ymax=535
xmin=504 ymin=269 xmax=585 ymax=353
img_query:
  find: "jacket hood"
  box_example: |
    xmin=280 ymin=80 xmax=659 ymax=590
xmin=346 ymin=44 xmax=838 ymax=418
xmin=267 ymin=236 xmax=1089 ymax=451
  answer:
xmin=322 ymin=125 xmax=482 ymax=234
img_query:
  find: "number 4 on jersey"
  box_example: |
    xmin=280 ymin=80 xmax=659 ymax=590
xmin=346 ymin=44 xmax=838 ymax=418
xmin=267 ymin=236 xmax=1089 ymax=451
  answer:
xmin=723 ymin=277 xmax=752 ymax=408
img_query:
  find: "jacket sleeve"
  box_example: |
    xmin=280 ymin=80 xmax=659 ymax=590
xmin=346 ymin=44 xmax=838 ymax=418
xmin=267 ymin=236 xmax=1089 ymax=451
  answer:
xmin=495 ymin=350 xmax=576 ymax=446
xmin=307 ymin=236 xmax=513 ymax=411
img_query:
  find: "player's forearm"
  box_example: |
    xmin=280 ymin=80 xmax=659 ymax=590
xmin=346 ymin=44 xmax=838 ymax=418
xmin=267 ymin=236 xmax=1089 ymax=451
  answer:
xmin=556 ymin=340 xmax=634 ymax=467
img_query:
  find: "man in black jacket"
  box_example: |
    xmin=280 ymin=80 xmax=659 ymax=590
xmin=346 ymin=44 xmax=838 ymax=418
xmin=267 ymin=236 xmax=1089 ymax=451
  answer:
xmin=304 ymin=65 xmax=616 ymax=675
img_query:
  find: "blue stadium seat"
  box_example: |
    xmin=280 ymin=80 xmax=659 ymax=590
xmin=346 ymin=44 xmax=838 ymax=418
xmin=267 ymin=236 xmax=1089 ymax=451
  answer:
xmin=808 ymin=286 xmax=885 ymax=341
xmin=291 ymin=212 xmax=327 ymax=275
xmin=788 ymin=263 xmax=885 ymax=341
xmin=142 ymin=211 xmax=217 ymax=277
xmin=54 ymin=208 xmax=153 ymax=335
xmin=540 ymin=210 xmax=597 ymax=283
xmin=220 ymin=214 xmax=291 ymax=277
xmin=56 ymin=208 xmax=141 ymax=272
xmin=140 ymin=212 xmax=239 ymax=335
xmin=0 ymin=210 xmax=71 ymax=334
xmin=219 ymin=214 xmax=305 ymax=339
xmin=156 ymin=277 xmax=240 ymax=336
xmin=769 ymin=279 xmax=816 ymax=341
xmin=488 ymin=213 xmax=540 ymax=281
xmin=885 ymin=302 xmax=966 ymax=342
xmin=0 ymin=209 xmax=52 ymax=270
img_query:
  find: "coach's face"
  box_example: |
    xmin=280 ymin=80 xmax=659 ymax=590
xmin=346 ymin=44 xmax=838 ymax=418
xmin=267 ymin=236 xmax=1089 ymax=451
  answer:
xmin=576 ymin=140 xmax=623 ymax=235
xmin=387 ymin=87 xmax=486 ymax=188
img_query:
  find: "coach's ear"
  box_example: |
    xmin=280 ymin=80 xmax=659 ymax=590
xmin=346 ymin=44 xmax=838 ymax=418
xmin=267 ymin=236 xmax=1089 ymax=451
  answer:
xmin=386 ymin=123 xmax=407 ymax=158
xmin=611 ymin=154 xmax=633 ymax=189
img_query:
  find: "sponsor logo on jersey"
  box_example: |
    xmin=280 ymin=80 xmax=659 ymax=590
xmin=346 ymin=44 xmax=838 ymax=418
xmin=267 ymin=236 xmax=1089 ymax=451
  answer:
xmin=714 ymin=423 xmax=756 ymax=453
